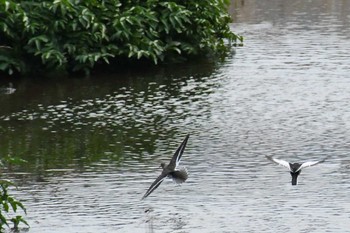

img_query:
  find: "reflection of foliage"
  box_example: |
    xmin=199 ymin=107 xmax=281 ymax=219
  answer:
xmin=0 ymin=122 xmax=153 ymax=175
xmin=0 ymin=0 xmax=242 ymax=76
xmin=0 ymin=157 xmax=29 ymax=231
xmin=0 ymin=70 xmax=218 ymax=175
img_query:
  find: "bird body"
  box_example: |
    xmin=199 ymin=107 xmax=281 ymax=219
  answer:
xmin=266 ymin=155 xmax=327 ymax=185
xmin=142 ymin=135 xmax=189 ymax=200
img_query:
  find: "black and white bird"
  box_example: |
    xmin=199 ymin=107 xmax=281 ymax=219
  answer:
xmin=265 ymin=155 xmax=327 ymax=185
xmin=142 ymin=135 xmax=189 ymax=200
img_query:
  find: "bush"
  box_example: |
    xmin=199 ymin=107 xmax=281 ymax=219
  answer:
xmin=0 ymin=0 xmax=242 ymax=76
xmin=0 ymin=157 xmax=29 ymax=231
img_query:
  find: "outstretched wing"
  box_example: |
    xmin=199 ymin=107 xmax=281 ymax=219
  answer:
xmin=168 ymin=134 xmax=190 ymax=170
xmin=141 ymin=173 xmax=167 ymax=200
xmin=296 ymin=157 xmax=328 ymax=172
xmin=266 ymin=155 xmax=291 ymax=171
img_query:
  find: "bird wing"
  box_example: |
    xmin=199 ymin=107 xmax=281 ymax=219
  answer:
xmin=141 ymin=173 xmax=167 ymax=200
xmin=296 ymin=157 xmax=327 ymax=172
xmin=266 ymin=155 xmax=291 ymax=171
xmin=168 ymin=134 xmax=190 ymax=169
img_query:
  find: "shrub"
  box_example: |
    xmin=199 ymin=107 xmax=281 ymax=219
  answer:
xmin=0 ymin=157 xmax=29 ymax=231
xmin=0 ymin=0 xmax=242 ymax=76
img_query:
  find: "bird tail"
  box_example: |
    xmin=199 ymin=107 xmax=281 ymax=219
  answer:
xmin=171 ymin=168 xmax=188 ymax=184
xmin=291 ymin=173 xmax=298 ymax=185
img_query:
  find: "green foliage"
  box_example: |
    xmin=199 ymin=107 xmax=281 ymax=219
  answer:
xmin=0 ymin=0 xmax=242 ymax=76
xmin=0 ymin=156 xmax=29 ymax=231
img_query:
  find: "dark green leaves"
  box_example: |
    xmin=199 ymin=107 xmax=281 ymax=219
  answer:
xmin=0 ymin=0 xmax=243 ymax=76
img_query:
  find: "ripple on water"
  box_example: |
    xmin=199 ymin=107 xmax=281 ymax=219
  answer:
xmin=2 ymin=0 xmax=350 ymax=232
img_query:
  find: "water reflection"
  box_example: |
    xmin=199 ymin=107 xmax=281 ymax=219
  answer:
xmin=1 ymin=0 xmax=350 ymax=232
xmin=0 ymin=60 xmax=223 ymax=178
xmin=0 ymin=83 xmax=16 ymax=95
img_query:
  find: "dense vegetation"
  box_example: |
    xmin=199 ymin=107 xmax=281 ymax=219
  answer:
xmin=0 ymin=0 xmax=242 ymax=76
xmin=0 ymin=157 xmax=29 ymax=231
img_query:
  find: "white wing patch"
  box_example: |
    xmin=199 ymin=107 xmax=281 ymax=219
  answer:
xmin=266 ymin=156 xmax=291 ymax=171
xmin=296 ymin=161 xmax=323 ymax=172
xmin=175 ymin=151 xmax=181 ymax=168
xmin=175 ymin=139 xmax=187 ymax=167
xmin=175 ymin=142 xmax=186 ymax=167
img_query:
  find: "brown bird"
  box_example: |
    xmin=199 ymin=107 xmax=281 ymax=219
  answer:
xmin=142 ymin=135 xmax=189 ymax=200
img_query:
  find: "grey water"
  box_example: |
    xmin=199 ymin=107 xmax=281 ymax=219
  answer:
xmin=1 ymin=0 xmax=350 ymax=232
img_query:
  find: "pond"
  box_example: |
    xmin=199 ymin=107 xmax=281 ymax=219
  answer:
xmin=1 ymin=0 xmax=350 ymax=232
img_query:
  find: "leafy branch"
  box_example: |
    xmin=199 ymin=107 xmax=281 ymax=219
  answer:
xmin=0 ymin=0 xmax=243 ymax=76
xmin=0 ymin=157 xmax=29 ymax=231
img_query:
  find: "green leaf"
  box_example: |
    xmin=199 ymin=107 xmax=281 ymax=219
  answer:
xmin=0 ymin=214 xmax=9 ymax=227
xmin=0 ymin=179 xmax=16 ymax=187
xmin=0 ymin=63 xmax=9 ymax=71
xmin=3 ymin=202 xmax=9 ymax=212
xmin=18 ymin=216 xmax=29 ymax=227
xmin=5 ymin=1 xmax=10 ymax=11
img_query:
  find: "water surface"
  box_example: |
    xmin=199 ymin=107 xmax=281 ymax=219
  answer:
xmin=1 ymin=0 xmax=350 ymax=232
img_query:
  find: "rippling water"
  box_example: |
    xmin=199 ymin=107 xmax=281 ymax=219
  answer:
xmin=1 ymin=0 xmax=350 ymax=232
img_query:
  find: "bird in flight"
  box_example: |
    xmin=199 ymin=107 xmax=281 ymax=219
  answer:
xmin=265 ymin=155 xmax=327 ymax=185
xmin=142 ymin=134 xmax=190 ymax=200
